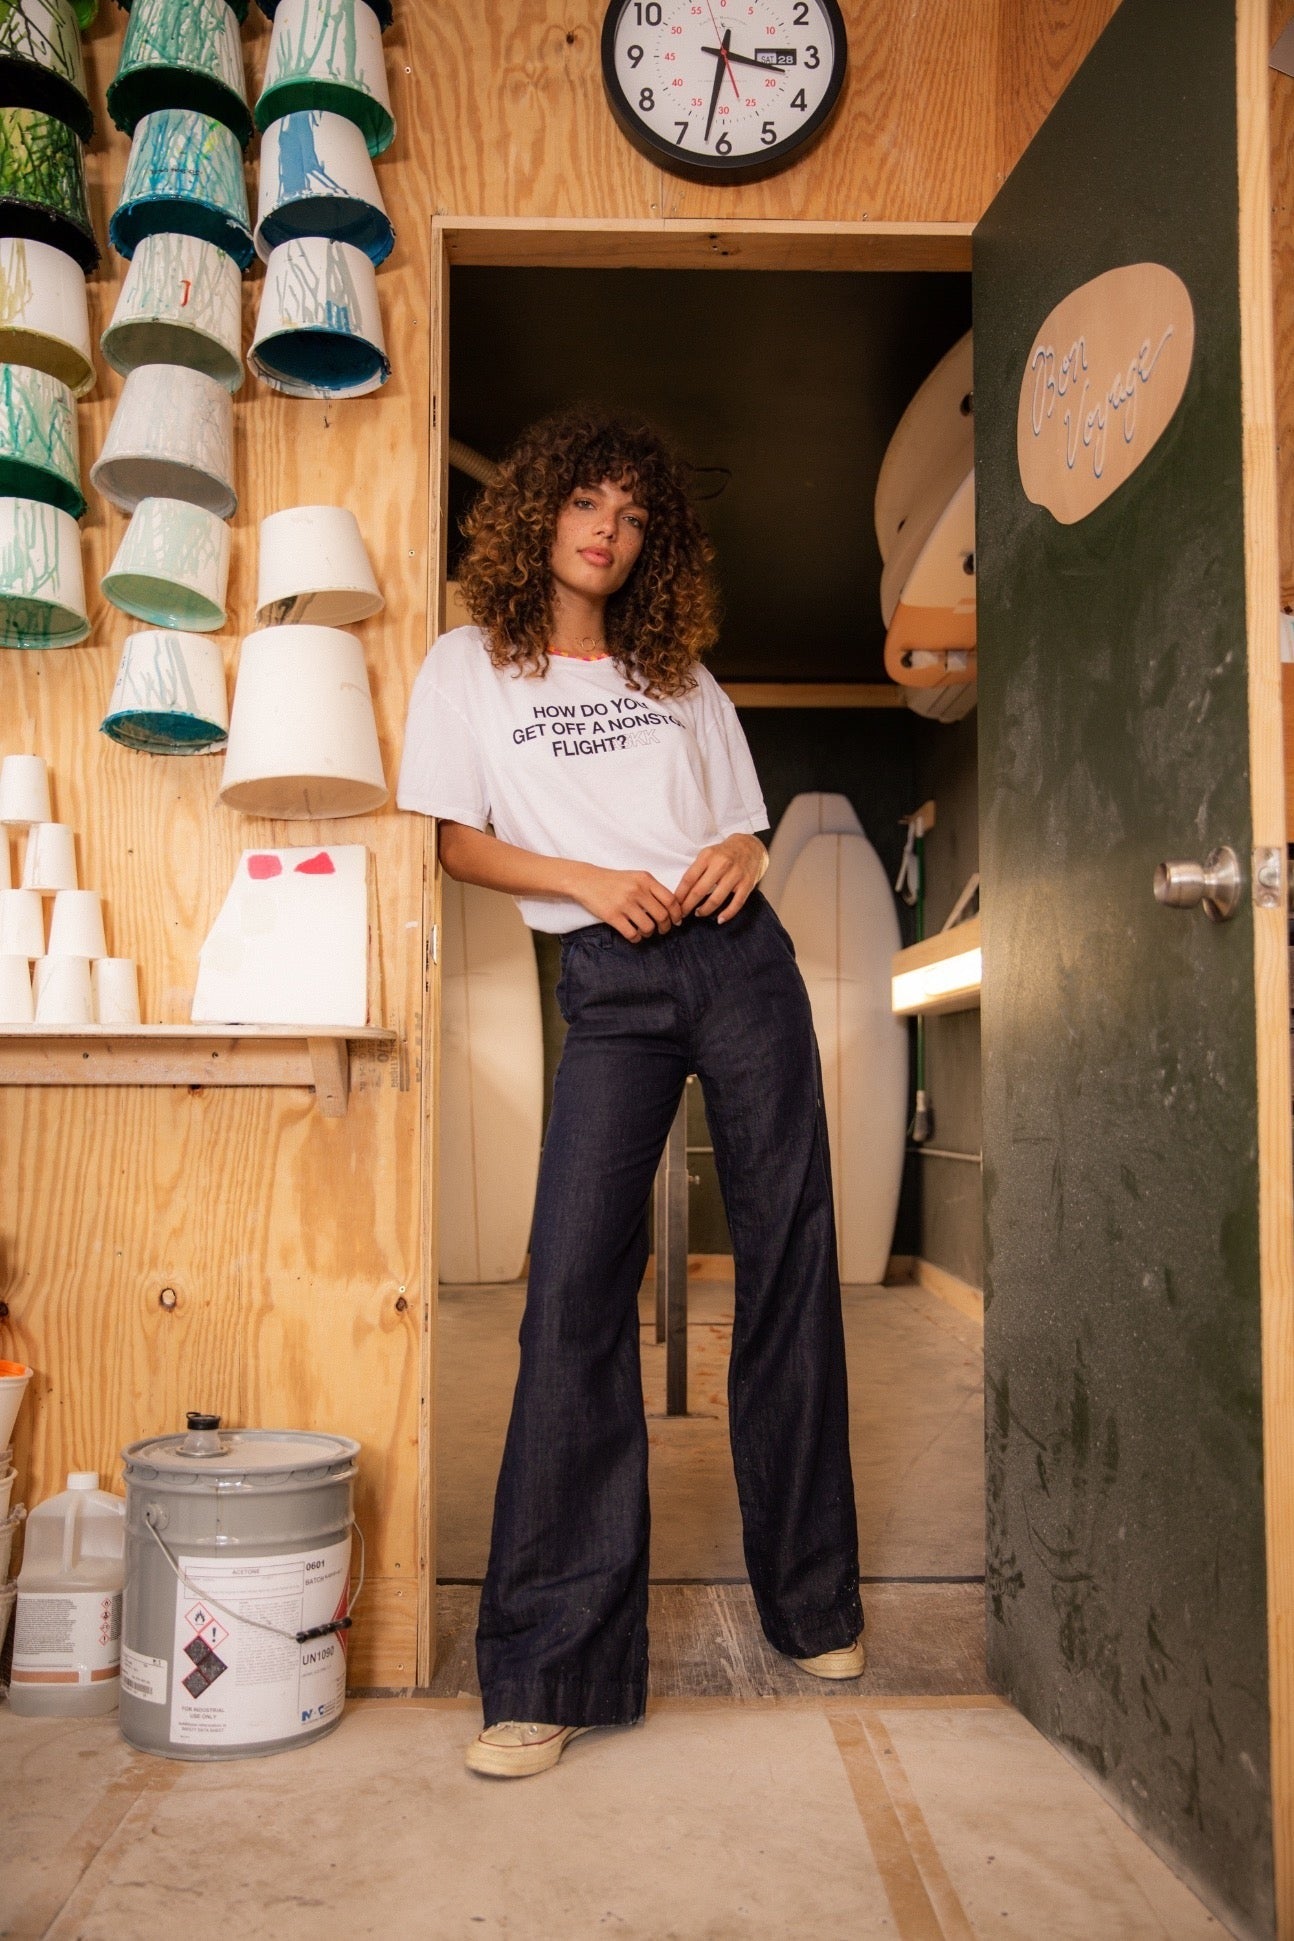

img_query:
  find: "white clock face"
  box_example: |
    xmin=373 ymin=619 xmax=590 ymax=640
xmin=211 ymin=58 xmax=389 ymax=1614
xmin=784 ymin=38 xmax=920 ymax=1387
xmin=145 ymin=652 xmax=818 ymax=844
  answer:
xmin=603 ymin=0 xmax=846 ymax=178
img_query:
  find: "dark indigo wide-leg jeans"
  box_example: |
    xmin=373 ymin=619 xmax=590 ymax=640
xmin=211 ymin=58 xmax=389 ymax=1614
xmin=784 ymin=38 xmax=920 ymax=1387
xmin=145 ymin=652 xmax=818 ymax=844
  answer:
xmin=475 ymin=890 xmax=862 ymax=1728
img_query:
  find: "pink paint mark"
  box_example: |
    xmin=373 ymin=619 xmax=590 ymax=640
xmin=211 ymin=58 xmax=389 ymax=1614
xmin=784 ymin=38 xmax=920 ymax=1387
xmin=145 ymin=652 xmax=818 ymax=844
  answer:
xmin=247 ymin=853 xmax=282 ymax=879
xmin=295 ymin=852 xmax=336 ymax=875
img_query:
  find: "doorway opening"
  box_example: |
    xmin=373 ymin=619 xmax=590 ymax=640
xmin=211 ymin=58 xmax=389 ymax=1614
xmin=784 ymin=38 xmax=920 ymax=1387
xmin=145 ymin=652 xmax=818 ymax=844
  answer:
xmin=429 ymin=239 xmax=985 ymax=1700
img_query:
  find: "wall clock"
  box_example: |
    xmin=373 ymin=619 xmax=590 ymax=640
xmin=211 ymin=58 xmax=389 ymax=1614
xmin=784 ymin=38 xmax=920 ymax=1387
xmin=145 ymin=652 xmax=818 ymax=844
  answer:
xmin=601 ymin=1 xmax=848 ymax=184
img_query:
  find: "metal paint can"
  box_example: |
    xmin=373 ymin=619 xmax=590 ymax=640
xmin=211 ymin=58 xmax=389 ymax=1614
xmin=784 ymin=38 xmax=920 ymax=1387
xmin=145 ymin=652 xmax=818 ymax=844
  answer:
xmin=120 ymin=1414 xmax=360 ymax=1760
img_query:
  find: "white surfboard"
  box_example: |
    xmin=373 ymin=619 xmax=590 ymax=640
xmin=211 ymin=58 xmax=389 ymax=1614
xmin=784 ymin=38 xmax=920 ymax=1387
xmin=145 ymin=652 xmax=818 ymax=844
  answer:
xmin=439 ymin=878 xmax=544 ymax=1284
xmin=779 ymin=832 xmax=908 ymax=1286
xmin=874 ymin=330 xmax=973 ymax=565
xmin=762 ymin=791 xmax=863 ymax=913
xmin=884 ymin=470 xmax=977 ymax=688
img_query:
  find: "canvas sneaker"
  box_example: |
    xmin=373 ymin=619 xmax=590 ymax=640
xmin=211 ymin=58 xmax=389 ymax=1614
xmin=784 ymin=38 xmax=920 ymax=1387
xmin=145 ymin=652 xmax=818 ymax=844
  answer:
xmin=465 ymin=1720 xmax=590 ymax=1778
xmin=794 ymin=1636 xmax=867 ymax=1680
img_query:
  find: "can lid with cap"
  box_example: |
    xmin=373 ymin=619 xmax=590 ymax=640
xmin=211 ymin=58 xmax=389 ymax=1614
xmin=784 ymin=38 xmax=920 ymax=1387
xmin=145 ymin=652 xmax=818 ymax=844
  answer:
xmin=67 ymin=1471 xmax=98 ymax=1490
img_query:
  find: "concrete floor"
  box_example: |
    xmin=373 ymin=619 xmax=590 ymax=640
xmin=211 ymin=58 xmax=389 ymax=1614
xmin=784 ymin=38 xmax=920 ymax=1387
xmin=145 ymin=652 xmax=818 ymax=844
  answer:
xmin=0 ymin=1696 xmax=1223 ymax=1939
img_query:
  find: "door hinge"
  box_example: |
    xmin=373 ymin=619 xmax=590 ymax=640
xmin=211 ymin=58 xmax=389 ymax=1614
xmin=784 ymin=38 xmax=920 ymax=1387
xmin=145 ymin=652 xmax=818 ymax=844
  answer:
xmin=1253 ymin=846 xmax=1285 ymax=912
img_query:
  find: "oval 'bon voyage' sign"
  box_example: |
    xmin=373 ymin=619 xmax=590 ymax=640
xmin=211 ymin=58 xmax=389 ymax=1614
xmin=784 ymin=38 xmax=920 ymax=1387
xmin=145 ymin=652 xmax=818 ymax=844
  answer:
xmin=1017 ymin=262 xmax=1195 ymax=525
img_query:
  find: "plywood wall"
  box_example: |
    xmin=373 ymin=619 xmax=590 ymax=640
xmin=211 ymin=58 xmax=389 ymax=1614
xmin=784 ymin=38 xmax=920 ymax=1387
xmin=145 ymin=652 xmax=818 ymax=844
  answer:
xmin=0 ymin=0 xmax=1137 ymax=1688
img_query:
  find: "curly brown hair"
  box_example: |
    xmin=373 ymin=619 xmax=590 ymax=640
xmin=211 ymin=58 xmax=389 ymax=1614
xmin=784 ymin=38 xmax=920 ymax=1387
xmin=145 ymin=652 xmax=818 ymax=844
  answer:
xmin=457 ymin=408 xmax=719 ymax=699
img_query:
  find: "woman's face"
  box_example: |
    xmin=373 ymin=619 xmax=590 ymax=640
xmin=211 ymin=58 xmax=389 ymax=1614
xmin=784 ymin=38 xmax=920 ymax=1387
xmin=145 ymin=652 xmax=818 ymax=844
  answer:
xmin=550 ymin=478 xmax=649 ymax=603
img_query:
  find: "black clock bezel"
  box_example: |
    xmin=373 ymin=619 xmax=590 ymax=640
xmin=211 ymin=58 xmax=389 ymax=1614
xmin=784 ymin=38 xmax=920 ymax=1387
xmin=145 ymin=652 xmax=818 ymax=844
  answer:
xmin=600 ymin=0 xmax=848 ymax=185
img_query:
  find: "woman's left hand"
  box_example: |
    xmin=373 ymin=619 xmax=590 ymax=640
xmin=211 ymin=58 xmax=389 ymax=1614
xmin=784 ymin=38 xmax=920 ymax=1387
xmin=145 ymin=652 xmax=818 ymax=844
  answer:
xmin=676 ymin=834 xmax=767 ymax=923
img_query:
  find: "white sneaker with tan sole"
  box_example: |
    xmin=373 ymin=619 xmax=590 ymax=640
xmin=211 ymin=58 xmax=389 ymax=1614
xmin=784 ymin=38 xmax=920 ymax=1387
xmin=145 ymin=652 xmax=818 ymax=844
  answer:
xmin=465 ymin=1721 xmax=590 ymax=1778
xmin=794 ymin=1636 xmax=867 ymax=1679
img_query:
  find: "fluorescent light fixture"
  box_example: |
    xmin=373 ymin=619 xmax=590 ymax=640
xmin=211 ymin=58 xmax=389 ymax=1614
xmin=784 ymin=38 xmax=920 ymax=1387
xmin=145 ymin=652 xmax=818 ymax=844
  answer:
xmin=891 ymin=945 xmax=982 ymax=1016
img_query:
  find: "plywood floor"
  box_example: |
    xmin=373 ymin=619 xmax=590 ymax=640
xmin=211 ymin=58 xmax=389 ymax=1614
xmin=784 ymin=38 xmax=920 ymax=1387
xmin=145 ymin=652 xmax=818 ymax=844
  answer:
xmin=435 ymin=1276 xmax=986 ymax=1698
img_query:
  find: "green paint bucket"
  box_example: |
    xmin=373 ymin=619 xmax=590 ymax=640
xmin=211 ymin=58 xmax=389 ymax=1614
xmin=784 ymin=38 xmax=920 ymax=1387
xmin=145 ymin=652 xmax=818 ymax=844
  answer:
xmin=0 ymin=0 xmax=93 ymax=142
xmin=0 ymin=495 xmax=88 ymax=647
xmin=108 ymin=0 xmax=251 ymax=148
xmin=110 ymin=107 xmax=252 ymax=269
xmin=73 ymin=0 xmax=95 ymax=24
xmin=255 ymin=0 xmax=394 ymax=159
xmin=0 ymin=362 xmax=83 ymax=517
xmin=102 ymin=495 xmax=230 ymax=631
xmin=255 ymin=0 xmax=391 ymax=30
xmin=0 ymin=107 xmax=96 ymax=274
xmin=101 ymin=628 xmax=228 ymax=752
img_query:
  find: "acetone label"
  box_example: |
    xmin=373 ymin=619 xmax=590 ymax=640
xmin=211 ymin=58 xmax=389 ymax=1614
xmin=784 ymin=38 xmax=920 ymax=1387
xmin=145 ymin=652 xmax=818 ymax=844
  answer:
xmin=169 ymin=1539 xmax=350 ymax=1747
xmin=11 ymin=1590 xmax=121 ymax=1685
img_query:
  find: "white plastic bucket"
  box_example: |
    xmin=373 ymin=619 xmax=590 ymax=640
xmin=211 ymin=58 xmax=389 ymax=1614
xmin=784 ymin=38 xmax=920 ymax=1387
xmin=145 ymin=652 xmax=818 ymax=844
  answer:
xmin=256 ymin=504 xmax=382 ymax=626
xmin=255 ymin=0 xmax=394 ymax=158
xmin=0 ymin=496 xmax=88 ymax=648
xmin=0 ymin=1465 xmax=16 ymax=1520
xmin=110 ymin=107 xmax=253 ymax=270
xmin=0 ymin=1581 xmax=14 ymax=1663
xmin=21 ymin=822 xmax=76 ymax=893
xmin=34 ymin=954 xmax=92 ymax=1023
xmin=219 ymin=624 xmax=387 ymax=818
xmin=255 ymin=109 xmax=393 ymax=265
xmin=121 ymin=1416 xmax=360 ymax=1759
xmin=101 ymin=628 xmax=229 ymax=756
xmin=0 ymin=362 xmax=84 ymax=518
xmin=0 ymin=236 xmax=93 ymax=397
xmin=0 ymin=753 xmax=51 ymax=827
xmin=0 ymin=0 xmax=91 ymax=141
xmin=0 ymin=1508 xmax=21 ymax=1583
xmin=0 ymin=889 xmax=45 ymax=958
xmin=0 ymin=955 xmax=33 ymax=1021
xmin=93 ymin=958 xmax=140 ymax=1025
xmin=0 ymin=836 xmax=8 ymax=890
xmin=103 ymin=497 xmax=231 ymax=632
xmin=91 ymin=363 xmax=236 ymax=519
xmin=250 ymin=236 xmax=389 ymax=399
xmin=47 ymin=889 xmax=106 ymax=960
xmin=108 ymin=0 xmax=251 ymax=148
xmin=0 ymin=1363 xmax=32 ymax=1450
xmin=101 ymin=232 xmax=243 ymax=394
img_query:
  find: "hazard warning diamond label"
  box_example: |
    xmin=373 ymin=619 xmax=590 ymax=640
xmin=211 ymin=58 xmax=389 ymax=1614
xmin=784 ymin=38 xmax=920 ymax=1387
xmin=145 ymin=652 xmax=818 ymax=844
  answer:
xmin=184 ymin=1604 xmax=229 ymax=1651
xmin=182 ymin=1635 xmax=228 ymax=1698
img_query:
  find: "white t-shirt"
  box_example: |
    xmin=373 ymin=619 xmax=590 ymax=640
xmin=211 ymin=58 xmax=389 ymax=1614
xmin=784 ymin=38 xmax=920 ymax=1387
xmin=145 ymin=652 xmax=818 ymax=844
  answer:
xmin=397 ymin=626 xmax=769 ymax=933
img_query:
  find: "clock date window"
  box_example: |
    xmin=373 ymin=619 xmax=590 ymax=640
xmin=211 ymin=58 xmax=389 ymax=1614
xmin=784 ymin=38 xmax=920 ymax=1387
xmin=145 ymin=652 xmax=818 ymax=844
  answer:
xmin=614 ymin=2 xmax=836 ymax=157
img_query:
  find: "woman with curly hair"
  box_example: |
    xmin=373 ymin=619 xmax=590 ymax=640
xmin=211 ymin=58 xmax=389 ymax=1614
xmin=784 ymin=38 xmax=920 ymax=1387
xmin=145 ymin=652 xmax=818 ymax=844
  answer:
xmin=398 ymin=409 xmax=863 ymax=1779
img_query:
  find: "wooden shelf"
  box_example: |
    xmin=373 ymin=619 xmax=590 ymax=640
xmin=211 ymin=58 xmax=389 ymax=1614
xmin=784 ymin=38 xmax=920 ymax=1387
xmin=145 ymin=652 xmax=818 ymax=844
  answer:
xmin=0 ymin=1025 xmax=398 ymax=1118
xmin=891 ymin=918 xmax=982 ymax=1017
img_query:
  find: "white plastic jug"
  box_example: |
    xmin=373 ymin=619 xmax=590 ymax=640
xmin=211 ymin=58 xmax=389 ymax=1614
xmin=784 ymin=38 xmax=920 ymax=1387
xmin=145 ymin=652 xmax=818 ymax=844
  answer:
xmin=9 ymin=1473 xmax=125 ymax=1716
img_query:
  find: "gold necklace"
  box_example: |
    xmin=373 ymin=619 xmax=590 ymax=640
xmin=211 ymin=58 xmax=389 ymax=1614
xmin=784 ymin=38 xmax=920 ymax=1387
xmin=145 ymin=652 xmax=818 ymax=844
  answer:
xmin=550 ymin=644 xmax=609 ymax=661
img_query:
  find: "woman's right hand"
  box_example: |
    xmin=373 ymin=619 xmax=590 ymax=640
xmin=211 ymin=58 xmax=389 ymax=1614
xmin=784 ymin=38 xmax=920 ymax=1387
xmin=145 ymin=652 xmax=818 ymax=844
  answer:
xmin=568 ymin=863 xmax=684 ymax=941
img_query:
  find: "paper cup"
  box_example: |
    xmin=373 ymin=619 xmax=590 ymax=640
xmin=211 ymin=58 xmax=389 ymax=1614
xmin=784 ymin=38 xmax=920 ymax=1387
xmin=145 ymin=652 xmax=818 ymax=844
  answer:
xmin=0 ymin=364 xmax=83 ymax=518
xmin=101 ymin=230 xmax=243 ymax=392
xmin=91 ymin=363 xmax=236 ymax=518
xmin=0 ymin=237 xmax=92 ymax=397
xmin=255 ymin=0 xmax=395 ymax=158
xmin=109 ymin=0 xmax=251 ymax=146
xmin=103 ymin=497 xmax=230 ymax=630
xmin=255 ymin=0 xmax=391 ymax=28
xmin=0 ymin=837 xmax=9 ymax=890
xmin=0 ymin=496 xmax=88 ymax=647
xmin=0 ymin=1363 xmax=27 ymax=1453
xmin=249 ymin=236 xmax=389 ymax=398
xmin=33 ymin=952 xmax=91 ymax=1022
xmin=0 ymin=0 xmax=92 ymax=143
xmin=255 ymin=109 xmax=394 ymax=266
xmin=256 ymin=504 xmax=382 ymax=626
xmin=93 ymin=956 xmax=140 ymax=1023
xmin=0 ymin=107 xmax=97 ymax=275
xmin=47 ymin=888 xmax=106 ymax=958
xmin=0 ymin=889 xmax=45 ymax=956
xmin=0 ymin=955 xmax=33 ymax=1021
xmin=110 ymin=108 xmax=253 ymax=270
xmin=219 ymin=623 xmax=387 ymax=817
xmin=101 ymin=627 xmax=228 ymax=753
xmin=21 ymin=821 xmax=75 ymax=893
xmin=0 ymin=753 xmax=51 ymax=826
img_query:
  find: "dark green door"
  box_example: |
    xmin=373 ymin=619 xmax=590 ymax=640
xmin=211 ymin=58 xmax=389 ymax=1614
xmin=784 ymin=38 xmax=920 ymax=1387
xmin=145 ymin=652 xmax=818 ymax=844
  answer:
xmin=974 ymin=1 xmax=1291 ymax=1933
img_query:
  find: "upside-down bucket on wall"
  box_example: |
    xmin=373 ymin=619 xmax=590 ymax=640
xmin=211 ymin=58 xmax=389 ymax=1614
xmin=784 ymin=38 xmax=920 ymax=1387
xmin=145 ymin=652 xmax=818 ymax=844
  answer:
xmin=0 ymin=107 xmax=96 ymax=274
xmin=120 ymin=1416 xmax=361 ymax=1760
xmin=219 ymin=623 xmax=387 ymax=817
xmin=0 ymin=0 xmax=93 ymax=142
xmin=115 ymin=0 xmax=250 ymax=19
xmin=254 ymin=0 xmax=391 ymax=28
xmin=0 ymin=363 xmax=84 ymax=517
xmin=0 ymin=495 xmax=87 ymax=646
xmin=255 ymin=0 xmax=395 ymax=158
xmin=108 ymin=0 xmax=252 ymax=147
xmin=0 ymin=237 xmax=92 ymax=395
xmin=255 ymin=109 xmax=394 ymax=265
xmin=91 ymin=362 xmax=236 ymax=517
xmin=101 ymin=628 xmax=228 ymax=753
xmin=256 ymin=504 xmax=382 ymax=625
xmin=249 ymin=236 xmax=388 ymax=397
xmin=102 ymin=496 xmax=230 ymax=630
xmin=110 ymin=108 xmax=254 ymax=269
xmin=101 ymin=231 xmax=243 ymax=391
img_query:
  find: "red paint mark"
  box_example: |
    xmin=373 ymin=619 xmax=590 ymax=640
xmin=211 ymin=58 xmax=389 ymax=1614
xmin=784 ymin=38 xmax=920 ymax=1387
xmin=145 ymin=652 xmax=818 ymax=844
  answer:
xmin=295 ymin=851 xmax=335 ymax=875
xmin=247 ymin=854 xmax=282 ymax=879
xmin=180 ymin=278 xmax=192 ymax=307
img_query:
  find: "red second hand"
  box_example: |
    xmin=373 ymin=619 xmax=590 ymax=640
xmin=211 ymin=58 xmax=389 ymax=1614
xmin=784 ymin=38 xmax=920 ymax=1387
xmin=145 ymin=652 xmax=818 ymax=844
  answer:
xmin=704 ymin=1 xmax=741 ymax=98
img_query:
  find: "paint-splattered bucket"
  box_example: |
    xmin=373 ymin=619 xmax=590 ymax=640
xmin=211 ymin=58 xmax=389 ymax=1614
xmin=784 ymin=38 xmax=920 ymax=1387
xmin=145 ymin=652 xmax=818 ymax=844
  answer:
xmin=120 ymin=1414 xmax=361 ymax=1760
